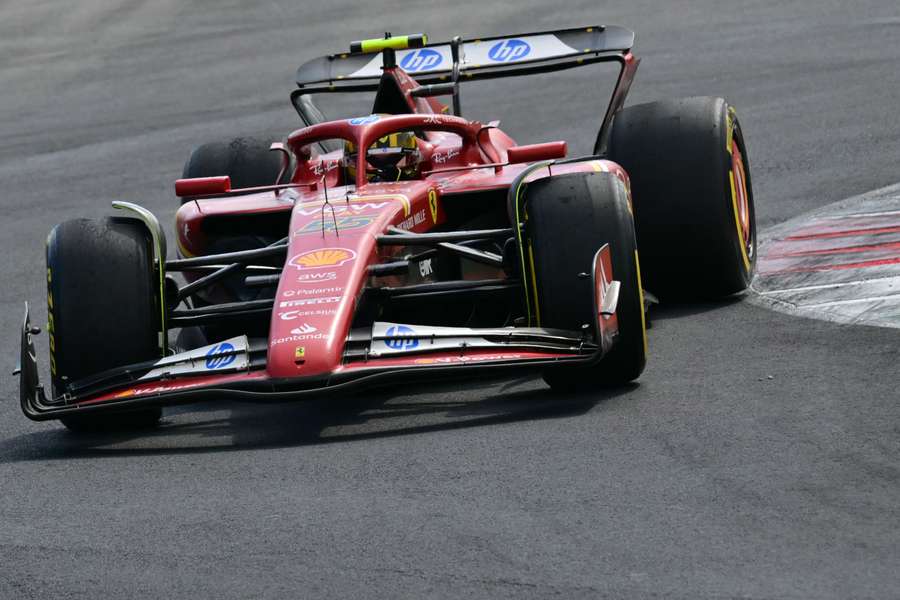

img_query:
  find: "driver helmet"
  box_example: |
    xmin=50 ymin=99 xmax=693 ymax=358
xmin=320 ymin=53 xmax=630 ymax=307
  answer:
xmin=345 ymin=129 xmax=421 ymax=182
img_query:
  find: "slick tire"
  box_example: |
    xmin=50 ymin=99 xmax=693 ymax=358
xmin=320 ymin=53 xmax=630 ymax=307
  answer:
xmin=526 ymin=172 xmax=647 ymax=391
xmin=46 ymin=218 xmax=163 ymax=431
xmin=607 ymin=96 xmax=756 ymax=300
xmin=181 ymin=136 xmax=287 ymax=203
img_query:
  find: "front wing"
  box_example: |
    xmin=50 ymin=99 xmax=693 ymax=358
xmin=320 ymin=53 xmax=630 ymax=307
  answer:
xmin=16 ymin=246 xmax=621 ymax=421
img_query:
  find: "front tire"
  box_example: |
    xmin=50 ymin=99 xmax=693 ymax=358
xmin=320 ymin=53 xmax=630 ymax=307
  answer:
xmin=607 ymin=97 xmax=756 ymax=300
xmin=47 ymin=218 xmax=163 ymax=431
xmin=526 ymin=172 xmax=647 ymax=391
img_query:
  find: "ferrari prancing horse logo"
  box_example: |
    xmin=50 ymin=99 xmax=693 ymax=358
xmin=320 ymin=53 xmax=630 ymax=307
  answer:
xmin=428 ymin=189 xmax=439 ymax=224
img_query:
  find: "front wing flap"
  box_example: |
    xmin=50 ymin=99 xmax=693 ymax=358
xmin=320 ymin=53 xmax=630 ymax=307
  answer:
xmin=17 ymin=303 xmax=50 ymax=416
xmin=592 ymin=244 xmax=621 ymax=354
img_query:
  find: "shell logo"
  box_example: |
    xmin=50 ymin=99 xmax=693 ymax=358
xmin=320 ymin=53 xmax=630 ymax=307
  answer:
xmin=289 ymin=248 xmax=357 ymax=270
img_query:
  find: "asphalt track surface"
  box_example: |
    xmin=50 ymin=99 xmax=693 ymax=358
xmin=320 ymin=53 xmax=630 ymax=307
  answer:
xmin=1 ymin=2 xmax=899 ymax=598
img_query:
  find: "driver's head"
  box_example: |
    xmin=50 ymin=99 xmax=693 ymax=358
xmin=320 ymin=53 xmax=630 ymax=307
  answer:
xmin=345 ymin=130 xmax=421 ymax=182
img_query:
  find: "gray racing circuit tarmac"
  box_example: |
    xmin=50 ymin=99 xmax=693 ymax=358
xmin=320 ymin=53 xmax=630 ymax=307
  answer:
xmin=1 ymin=2 xmax=899 ymax=598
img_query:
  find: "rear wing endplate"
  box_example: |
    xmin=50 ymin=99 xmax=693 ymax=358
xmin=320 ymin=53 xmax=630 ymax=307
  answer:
xmin=295 ymin=26 xmax=634 ymax=90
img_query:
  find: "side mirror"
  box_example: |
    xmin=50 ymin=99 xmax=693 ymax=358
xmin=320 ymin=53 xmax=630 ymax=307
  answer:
xmin=287 ymin=142 xmax=311 ymax=162
xmin=270 ymin=142 xmax=295 ymax=184
xmin=175 ymin=176 xmax=231 ymax=198
xmin=506 ymin=141 xmax=567 ymax=165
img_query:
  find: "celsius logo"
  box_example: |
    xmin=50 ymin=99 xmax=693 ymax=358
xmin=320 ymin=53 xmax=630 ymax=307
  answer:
xmin=349 ymin=115 xmax=379 ymax=126
xmin=205 ymin=342 xmax=236 ymax=370
xmin=488 ymin=39 xmax=531 ymax=62
xmin=400 ymin=48 xmax=442 ymax=72
xmin=384 ymin=325 xmax=419 ymax=350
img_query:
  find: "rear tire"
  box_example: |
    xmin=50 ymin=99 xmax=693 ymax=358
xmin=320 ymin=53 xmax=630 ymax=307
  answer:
xmin=607 ymin=96 xmax=756 ymax=300
xmin=47 ymin=218 xmax=163 ymax=431
xmin=526 ymin=172 xmax=647 ymax=391
xmin=181 ymin=136 xmax=287 ymax=203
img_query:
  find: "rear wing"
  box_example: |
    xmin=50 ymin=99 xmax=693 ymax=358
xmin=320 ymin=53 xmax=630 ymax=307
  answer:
xmin=295 ymin=26 xmax=635 ymax=91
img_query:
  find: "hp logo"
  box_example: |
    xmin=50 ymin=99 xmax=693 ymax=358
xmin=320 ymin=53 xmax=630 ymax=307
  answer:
xmin=400 ymin=49 xmax=443 ymax=72
xmin=205 ymin=342 xmax=236 ymax=370
xmin=488 ymin=39 xmax=531 ymax=62
xmin=384 ymin=325 xmax=419 ymax=350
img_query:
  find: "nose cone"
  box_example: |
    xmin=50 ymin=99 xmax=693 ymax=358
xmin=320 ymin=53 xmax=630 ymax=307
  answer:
xmin=265 ymin=193 xmax=404 ymax=379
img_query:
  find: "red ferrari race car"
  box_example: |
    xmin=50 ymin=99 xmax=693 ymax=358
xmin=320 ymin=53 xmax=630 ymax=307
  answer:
xmin=15 ymin=26 xmax=756 ymax=430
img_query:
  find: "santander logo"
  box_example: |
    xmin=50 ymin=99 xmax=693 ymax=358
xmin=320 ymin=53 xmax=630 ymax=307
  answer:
xmin=270 ymin=322 xmax=329 ymax=345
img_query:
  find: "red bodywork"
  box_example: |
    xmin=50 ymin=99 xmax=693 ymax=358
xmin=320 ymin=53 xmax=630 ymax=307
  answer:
xmin=123 ymin=130 xmax=628 ymax=402
xmin=19 ymin=48 xmax=639 ymax=416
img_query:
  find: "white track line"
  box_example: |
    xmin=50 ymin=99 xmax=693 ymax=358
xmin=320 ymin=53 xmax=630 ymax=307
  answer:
xmin=756 ymin=275 xmax=900 ymax=295
xmin=819 ymin=209 xmax=900 ymax=220
xmin=797 ymin=293 xmax=900 ymax=308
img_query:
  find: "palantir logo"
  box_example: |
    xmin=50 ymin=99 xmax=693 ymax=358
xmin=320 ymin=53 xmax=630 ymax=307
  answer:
xmin=205 ymin=342 xmax=236 ymax=370
xmin=384 ymin=325 xmax=419 ymax=350
xmin=400 ymin=48 xmax=443 ymax=72
xmin=488 ymin=39 xmax=531 ymax=62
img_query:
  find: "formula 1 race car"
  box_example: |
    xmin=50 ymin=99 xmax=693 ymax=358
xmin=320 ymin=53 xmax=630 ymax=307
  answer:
xmin=16 ymin=26 xmax=756 ymax=430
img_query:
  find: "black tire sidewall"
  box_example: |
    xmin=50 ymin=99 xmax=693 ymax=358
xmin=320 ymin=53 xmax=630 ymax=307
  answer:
xmin=526 ymin=172 xmax=646 ymax=387
xmin=47 ymin=217 xmax=160 ymax=396
xmin=608 ymin=97 xmax=755 ymax=299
